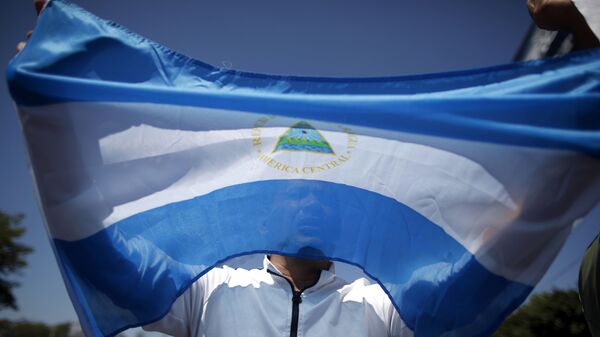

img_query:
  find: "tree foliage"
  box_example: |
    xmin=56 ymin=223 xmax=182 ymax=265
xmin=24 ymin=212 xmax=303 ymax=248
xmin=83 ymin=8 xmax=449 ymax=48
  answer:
xmin=0 ymin=211 xmax=33 ymax=310
xmin=493 ymin=289 xmax=591 ymax=337
xmin=0 ymin=319 xmax=71 ymax=337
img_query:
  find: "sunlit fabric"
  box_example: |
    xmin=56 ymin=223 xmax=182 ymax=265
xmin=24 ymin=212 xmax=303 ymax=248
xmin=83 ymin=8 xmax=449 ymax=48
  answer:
xmin=6 ymin=1 xmax=600 ymax=336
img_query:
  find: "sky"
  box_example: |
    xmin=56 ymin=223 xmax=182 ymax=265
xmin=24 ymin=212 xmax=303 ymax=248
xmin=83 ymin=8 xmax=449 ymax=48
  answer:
xmin=0 ymin=0 xmax=598 ymax=331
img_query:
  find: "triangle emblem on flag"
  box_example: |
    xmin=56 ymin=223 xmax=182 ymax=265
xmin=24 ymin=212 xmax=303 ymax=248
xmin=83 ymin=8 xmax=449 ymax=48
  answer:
xmin=273 ymin=121 xmax=335 ymax=155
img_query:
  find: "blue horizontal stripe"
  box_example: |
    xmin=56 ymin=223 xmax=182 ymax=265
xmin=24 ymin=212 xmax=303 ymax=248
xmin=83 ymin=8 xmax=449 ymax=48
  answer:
xmin=54 ymin=180 xmax=531 ymax=337
xmin=6 ymin=0 xmax=600 ymax=156
xmin=8 ymin=0 xmax=600 ymax=96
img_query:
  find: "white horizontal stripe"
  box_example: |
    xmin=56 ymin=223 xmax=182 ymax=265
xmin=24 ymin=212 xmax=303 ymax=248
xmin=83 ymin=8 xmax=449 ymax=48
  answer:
xmin=19 ymin=102 xmax=600 ymax=285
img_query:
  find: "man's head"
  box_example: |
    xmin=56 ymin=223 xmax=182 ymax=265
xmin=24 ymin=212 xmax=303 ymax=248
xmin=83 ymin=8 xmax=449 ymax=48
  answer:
xmin=268 ymin=181 xmax=342 ymax=256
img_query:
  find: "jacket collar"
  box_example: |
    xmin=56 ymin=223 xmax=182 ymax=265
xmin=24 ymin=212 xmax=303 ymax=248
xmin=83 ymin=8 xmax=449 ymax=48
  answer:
xmin=263 ymin=255 xmax=337 ymax=293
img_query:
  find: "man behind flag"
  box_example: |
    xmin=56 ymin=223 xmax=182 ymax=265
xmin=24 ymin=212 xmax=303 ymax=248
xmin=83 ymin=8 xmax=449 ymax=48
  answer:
xmin=11 ymin=1 xmax=597 ymax=336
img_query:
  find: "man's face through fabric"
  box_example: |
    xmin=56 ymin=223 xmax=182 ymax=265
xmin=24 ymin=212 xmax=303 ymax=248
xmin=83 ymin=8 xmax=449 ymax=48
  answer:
xmin=267 ymin=180 xmax=342 ymax=257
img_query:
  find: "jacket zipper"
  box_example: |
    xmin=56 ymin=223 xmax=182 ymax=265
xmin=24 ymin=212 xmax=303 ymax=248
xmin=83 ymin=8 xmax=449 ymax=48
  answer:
xmin=267 ymin=270 xmax=303 ymax=337
xmin=290 ymin=290 xmax=302 ymax=337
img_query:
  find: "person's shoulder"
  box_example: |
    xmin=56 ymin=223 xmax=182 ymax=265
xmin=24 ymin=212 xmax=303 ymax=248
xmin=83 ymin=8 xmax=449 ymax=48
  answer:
xmin=337 ymin=277 xmax=391 ymax=304
xmin=335 ymin=277 xmax=400 ymax=328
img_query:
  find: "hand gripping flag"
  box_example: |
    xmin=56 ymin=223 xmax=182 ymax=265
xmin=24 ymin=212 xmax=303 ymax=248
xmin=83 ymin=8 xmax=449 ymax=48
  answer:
xmin=7 ymin=1 xmax=600 ymax=336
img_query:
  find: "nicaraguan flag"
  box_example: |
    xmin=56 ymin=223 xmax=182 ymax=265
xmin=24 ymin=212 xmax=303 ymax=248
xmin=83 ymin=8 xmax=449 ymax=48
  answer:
xmin=7 ymin=1 xmax=600 ymax=336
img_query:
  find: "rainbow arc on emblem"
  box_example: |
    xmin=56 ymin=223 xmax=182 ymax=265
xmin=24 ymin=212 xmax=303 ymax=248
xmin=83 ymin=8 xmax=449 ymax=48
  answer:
xmin=273 ymin=121 xmax=336 ymax=155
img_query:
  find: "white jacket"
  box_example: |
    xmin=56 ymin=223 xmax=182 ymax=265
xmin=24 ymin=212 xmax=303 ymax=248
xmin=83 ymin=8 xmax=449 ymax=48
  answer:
xmin=145 ymin=256 xmax=411 ymax=337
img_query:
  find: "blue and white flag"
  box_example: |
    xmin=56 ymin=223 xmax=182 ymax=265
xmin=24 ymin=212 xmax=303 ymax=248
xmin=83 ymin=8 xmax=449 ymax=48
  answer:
xmin=7 ymin=1 xmax=600 ymax=336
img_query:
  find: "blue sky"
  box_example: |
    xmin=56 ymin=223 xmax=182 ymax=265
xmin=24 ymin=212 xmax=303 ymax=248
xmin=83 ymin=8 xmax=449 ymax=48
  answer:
xmin=0 ymin=0 xmax=598 ymax=327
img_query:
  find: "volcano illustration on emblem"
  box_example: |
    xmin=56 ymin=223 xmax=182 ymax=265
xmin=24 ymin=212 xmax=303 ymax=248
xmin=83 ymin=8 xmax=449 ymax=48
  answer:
xmin=272 ymin=121 xmax=335 ymax=155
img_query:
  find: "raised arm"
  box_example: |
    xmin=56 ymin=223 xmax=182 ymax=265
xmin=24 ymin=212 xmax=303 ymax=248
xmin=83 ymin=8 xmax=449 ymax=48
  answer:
xmin=527 ymin=0 xmax=600 ymax=49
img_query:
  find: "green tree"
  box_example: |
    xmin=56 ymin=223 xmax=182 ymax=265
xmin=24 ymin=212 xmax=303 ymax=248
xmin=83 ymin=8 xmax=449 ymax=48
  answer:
xmin=494 ymin=289 xmax=590 ymax=337
xmin=0 ymin=319 xmax=71 ymax=337
xmin=0 ymin=211 xmax=33 ymax=310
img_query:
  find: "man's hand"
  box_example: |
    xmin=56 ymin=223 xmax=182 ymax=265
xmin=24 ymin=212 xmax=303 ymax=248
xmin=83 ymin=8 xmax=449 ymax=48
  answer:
xmin=527 ymin=0 xmax=600 ymax=50
xmin=527 ymin=0 xmax=580 ymax=31
xmin=15 ymin=0 xmax=47 ymax=53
